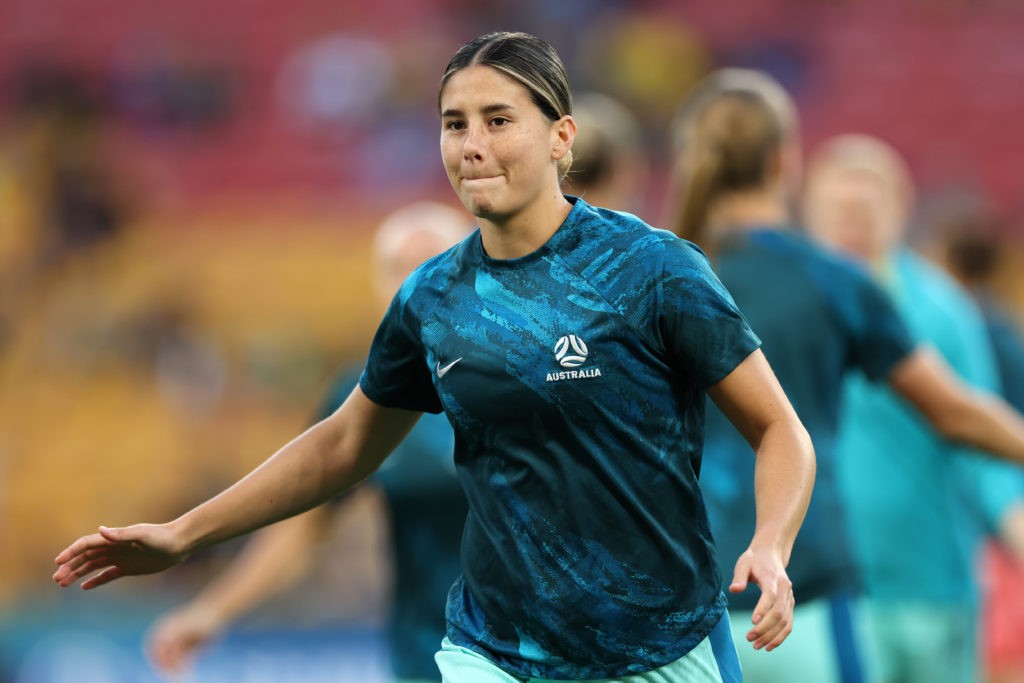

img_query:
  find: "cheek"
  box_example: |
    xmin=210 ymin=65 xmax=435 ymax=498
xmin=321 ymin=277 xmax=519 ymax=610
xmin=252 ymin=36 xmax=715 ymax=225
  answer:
xmin=440 ymin=139 xmax=459 ymax=169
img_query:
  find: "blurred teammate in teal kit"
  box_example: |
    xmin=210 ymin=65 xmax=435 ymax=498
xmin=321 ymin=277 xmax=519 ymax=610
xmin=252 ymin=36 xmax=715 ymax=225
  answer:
xmin=146 ymin=201 xmax=473 ymax=683
xmin=926 ymin=205 xmax=1024 ymax=683
xmin=802 ymin=135 xmax=1024 ymax=683
xmin=668 ymin=69 xmax=1024 ymax=683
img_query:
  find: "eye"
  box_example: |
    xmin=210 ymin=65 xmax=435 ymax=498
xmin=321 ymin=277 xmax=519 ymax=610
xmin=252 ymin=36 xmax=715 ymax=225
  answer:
xmin=490 ymin=116 xmax=510 ymax=127
xmin=444 ymin=120 xmax=466 ymax=132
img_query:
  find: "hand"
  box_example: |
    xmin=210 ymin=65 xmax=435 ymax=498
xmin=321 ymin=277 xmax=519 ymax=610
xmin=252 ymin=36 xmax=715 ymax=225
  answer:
xmin=53 ymin=524 xmax=189 ymax=590
xmin=729 ymin=545 xmax=795 ymax=652
xmin=147 ymin=603 xmax=225 ymax=674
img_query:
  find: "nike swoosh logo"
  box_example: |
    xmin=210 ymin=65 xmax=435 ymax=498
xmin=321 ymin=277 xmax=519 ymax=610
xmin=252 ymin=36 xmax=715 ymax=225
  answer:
xmin=436 ymin=357 xmax=463 ymax=378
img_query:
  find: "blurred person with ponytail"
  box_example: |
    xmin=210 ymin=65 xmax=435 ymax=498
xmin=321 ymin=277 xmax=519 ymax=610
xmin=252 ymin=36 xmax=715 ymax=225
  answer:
xmin=54 ymin=32 xmax=819 ymax=682
xmin=669 ymin=69 xmax=1024 ymax=683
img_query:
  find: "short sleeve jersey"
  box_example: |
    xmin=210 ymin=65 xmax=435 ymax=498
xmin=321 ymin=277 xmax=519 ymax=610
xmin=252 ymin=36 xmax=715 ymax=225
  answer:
xmin=700 ymin=229 xmax=915 ymax=610
xmin=360 ymin=197 xmax=760 ymax=679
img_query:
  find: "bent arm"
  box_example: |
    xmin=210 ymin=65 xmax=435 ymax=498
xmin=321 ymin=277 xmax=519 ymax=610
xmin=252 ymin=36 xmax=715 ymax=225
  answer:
xmin=707 ymin=349 xmax=816 ymax=651
xmin=889 ymin=347 xmax=1024 ymax=465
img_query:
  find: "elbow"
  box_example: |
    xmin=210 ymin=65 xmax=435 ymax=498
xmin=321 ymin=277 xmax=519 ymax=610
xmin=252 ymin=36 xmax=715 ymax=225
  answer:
xmin=778 ymin=418 xmax=816 ymax=488
xmin=799 ymin=423 xmax=817 ymax=484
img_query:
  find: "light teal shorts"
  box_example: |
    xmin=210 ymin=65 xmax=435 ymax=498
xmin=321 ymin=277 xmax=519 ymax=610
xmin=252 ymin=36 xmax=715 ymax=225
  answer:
xmin=729 ymin=593 xmax=877 ymax=683
xmin=434 ymin=611 xmax=741 ymax=682
xmin=864 ymin=599 xmax=978 ymax=683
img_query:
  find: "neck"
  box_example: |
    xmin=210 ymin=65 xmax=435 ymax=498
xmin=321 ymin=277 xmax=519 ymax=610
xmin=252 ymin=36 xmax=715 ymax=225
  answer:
xmin=478 ymin=190 xmax=572 ymax=260
xmin=706 ymin=187 xmax=790 ymax=233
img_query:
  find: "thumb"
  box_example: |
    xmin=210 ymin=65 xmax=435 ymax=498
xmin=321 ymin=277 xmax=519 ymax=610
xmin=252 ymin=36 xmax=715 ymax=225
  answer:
xmin=730 ymin=558 xmax=750 ymax=594
xmin=99 ymin=525 xmax=133 ymax=542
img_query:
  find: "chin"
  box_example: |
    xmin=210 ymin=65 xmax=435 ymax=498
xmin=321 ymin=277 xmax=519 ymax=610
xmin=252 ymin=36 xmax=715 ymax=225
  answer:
xmin=459 ymin=193 xmax=498 ymax=220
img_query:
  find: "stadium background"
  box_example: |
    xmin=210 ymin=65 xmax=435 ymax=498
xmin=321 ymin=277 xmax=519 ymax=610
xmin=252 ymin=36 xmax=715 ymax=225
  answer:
xmin=1 ymin=0 xmax=1023 ymax=680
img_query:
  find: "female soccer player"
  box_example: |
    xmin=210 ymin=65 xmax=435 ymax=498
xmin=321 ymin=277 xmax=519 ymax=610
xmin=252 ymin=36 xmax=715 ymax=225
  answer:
xmin=669 ymin=68 xmax=1024 ymax=683
xmin=54 ymin=32 xmax=817 ymax=682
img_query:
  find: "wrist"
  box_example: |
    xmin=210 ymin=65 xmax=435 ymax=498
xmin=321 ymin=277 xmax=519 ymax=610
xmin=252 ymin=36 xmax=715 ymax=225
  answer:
xmin=166 ymin=513 xmax=206 ymax=558
xmin=747 ymin=533 xmax=790 ymax=565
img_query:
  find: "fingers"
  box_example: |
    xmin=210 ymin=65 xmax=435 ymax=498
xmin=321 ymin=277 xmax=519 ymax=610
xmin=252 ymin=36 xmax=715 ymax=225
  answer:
xmin=746 ymin=578 xmax=794 ymax=651
xmin=147 ymin=609 xmax=216 ymax=674
xmin=53 ymin=531 xmax=126 ymax=588
xmin=55 ymin=556 xmax=112 ymax=587
xmin=148 ymin=628 xmax=200 ymax=673
xmin=54 ymin=531 xmax=114 ymax=565
xmin=55 ymin=555 xmax=118 ymax=587
xmin=147 ymin=629 xmax=181 ymax=673
xmin=81 ymin=566 xmax=124 ymax=590
xmin=54 ymin=546 xmax=116 ymax=586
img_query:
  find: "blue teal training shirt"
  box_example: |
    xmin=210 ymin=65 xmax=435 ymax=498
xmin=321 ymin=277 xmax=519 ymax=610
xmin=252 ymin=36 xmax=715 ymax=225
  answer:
xmin=360 ymin=197 xmax=761 ymax=679
xmin=700 ymin=228 xmax=915 ymax=610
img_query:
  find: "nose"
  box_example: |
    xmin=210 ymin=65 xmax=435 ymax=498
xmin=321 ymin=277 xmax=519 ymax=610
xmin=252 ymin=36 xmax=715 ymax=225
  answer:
xmin=463 ymin=122 xmax=485 ymax=160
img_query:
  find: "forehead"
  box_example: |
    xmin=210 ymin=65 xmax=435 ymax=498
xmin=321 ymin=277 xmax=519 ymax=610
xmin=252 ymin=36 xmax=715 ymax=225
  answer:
xmin=439 ymin=64 xmax=535 ymax=112
xmin=813 ymin=166 xmax=890 ymax=201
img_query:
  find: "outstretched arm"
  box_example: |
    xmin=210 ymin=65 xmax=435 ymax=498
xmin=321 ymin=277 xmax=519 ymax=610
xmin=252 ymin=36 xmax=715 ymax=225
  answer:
xmin=889 ymin=348 xmax=1024 ymax=465
xmin=146 ymin=505 xmax=336 ymax=673
xmin=707 ymin=349 xmax=816 ymax=652
xmin=53 ymin=386 xmax=419 ymax=589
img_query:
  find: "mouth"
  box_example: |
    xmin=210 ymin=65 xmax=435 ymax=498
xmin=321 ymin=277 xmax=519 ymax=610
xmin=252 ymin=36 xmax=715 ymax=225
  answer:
xmin=461 ymin=174 xmax=501 ymax=184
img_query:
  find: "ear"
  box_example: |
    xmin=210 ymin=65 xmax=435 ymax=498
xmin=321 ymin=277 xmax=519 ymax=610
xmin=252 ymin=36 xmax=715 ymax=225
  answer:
xmin=551 ymin=115 xmax=577 ymax=162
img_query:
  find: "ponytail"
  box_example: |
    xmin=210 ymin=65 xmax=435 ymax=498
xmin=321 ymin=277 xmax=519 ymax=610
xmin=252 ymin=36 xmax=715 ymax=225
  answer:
xmin=673 ymin=139 xmax=723 ymax=252
xmin=669 ymin=69 xmax=796 ymax=256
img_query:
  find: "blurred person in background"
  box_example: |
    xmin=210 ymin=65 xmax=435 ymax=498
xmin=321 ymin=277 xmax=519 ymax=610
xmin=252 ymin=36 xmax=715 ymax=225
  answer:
xmin=669 ymin=68 xmax=1024 ymax=683
xmin=917 ymin=192 xmax=1024 ymax=416
xmin=53 ymin=31 xmax=822 ymax=683
xmin=912 ymin=190 xmax=1024 ymax=683
xmin=563 ymin=91 xmax=650 ymax=216
xmin=146 ymin=201 xmax=473 ymax=683
xmin=801 ymin=134 xmax=1024 ymax=683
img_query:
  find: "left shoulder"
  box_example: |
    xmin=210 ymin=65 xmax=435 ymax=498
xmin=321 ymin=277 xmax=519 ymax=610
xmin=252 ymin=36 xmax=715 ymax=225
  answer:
xmin=572 ymin=198 xmax=710 ymax=271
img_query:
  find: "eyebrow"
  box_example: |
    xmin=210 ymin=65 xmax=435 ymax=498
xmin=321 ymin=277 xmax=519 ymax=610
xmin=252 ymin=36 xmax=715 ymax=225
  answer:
xmin=440 ymin=103 xmax=515 ymax=118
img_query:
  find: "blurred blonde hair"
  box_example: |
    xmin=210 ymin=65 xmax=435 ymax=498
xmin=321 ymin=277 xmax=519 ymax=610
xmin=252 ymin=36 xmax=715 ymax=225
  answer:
xmin=804 ymin=134 xmax=915 ymax=216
